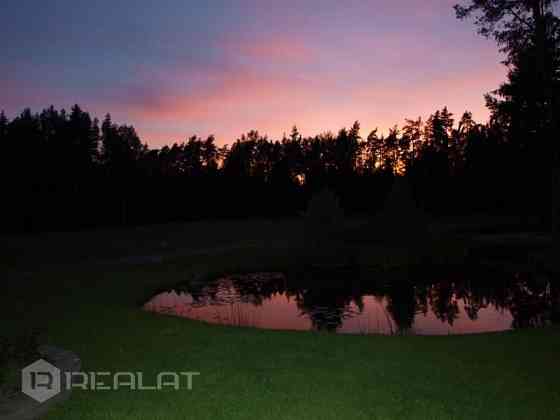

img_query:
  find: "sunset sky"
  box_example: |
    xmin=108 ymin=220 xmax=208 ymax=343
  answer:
xmin=1 ymin=0 xmax=507 ymax=147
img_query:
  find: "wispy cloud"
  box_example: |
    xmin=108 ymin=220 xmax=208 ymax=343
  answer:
xmin=1 ymin=0 xmax=507 ymax=147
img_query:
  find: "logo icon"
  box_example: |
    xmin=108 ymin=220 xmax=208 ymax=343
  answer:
xmin=21 ymin=359 xmax=61 ymax=403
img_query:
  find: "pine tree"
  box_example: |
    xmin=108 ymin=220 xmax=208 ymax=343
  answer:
xmin=456 ymin=0 xmax=560 ymax=230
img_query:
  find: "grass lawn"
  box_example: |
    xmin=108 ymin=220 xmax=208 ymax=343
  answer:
xmin=2 ymin=218 xmax=559 ymax=419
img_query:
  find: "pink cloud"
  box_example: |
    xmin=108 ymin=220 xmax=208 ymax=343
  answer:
xmin=222 ymin=35 xmax=317 ymax=63
xmin=96 ymin=22 xmax=508 ymax=147
xmin=113 ymin=58 xmax=506 ymax=146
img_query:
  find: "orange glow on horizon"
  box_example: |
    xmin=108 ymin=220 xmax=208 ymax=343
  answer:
xmin=122 ymin=61 xmax=504 ymax=148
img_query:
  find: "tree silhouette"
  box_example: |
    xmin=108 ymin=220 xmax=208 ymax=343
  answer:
xmin=456 ymin=0 xmax=560 ymax=230
xmin=0 ymin=76 xmax=557 ymax=233
xmin=363 ymin=128 xmax=382 ymax=174
xmin=402 ymin=118 xmax=423 ymax=164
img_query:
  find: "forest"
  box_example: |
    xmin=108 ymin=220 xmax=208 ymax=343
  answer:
xmin=0 ymin=0 xmax=558 ymax=233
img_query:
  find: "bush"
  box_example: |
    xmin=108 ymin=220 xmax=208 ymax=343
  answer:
xmin=0 ymin=330 xmax=43 ymax=399
xmin=372 ymin=176 xmax=429 ymax=243
xmin=304 ymin=188 xmax=344 ymax=237
xmin=303 ymin=189 xmax=351 ymax=266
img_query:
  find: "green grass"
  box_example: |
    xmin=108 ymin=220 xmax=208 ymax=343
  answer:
xmin=0 ymin=329 xmax=42 ymax=399
xmin=0 ymin=362 xmax=24 ymax=400
xmin=2 ymin=218 xmax=559 ymax=419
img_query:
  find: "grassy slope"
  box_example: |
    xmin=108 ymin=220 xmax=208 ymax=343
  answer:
xmin=2 ymin=218 xmax=559 ymax=419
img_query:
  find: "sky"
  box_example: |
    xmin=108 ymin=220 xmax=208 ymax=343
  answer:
xmin=1 ymin=0 xmax=507 ymax=147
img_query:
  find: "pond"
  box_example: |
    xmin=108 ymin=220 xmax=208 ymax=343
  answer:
xmin=144 ymin=267 xmax=559 ymax=335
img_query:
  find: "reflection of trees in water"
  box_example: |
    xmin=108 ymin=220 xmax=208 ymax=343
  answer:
xmin=459 ymin=287 xmax=487 ymax=322
xmin=421 ymin=272 xmax=559 ymax=330
xmin=286 ymin=269 xmax=365 ymax=331
xmin=175 ymin=268 xmax=558 ymax=332
xmin=505 ymin=273 xmax=559 ymax=329
xmin=293 ymin=288 xmax=362 ymax=332
xmin=182 ymin=274 xmax=288 ymax=307
xmin=428 ymin=281 xmax=460 ymax=326
xmin=384 ymin=280 xmax=417 ymax=333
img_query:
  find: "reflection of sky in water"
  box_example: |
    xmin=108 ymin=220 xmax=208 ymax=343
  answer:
xmin=145 ymin=290 xmax=313 ymax=331
xmin=144 ymin=272 xmax=529 ymax=335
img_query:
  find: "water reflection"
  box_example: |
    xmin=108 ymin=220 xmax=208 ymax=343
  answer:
xmin=144 ymin=268 xmax=559 ymax=335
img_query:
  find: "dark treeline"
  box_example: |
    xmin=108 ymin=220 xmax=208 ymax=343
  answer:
xmin=0 ymin=105 xmax=550 ymax=233
xmin=1 ymin=0 xmax=558 ymax=233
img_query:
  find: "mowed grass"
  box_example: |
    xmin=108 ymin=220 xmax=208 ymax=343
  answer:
xmin=2 ymin=218 xmax=559 ymax=419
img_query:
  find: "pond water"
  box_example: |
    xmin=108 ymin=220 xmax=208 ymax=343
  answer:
xmin=144 ymin=267 xmax=559 ymax=335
